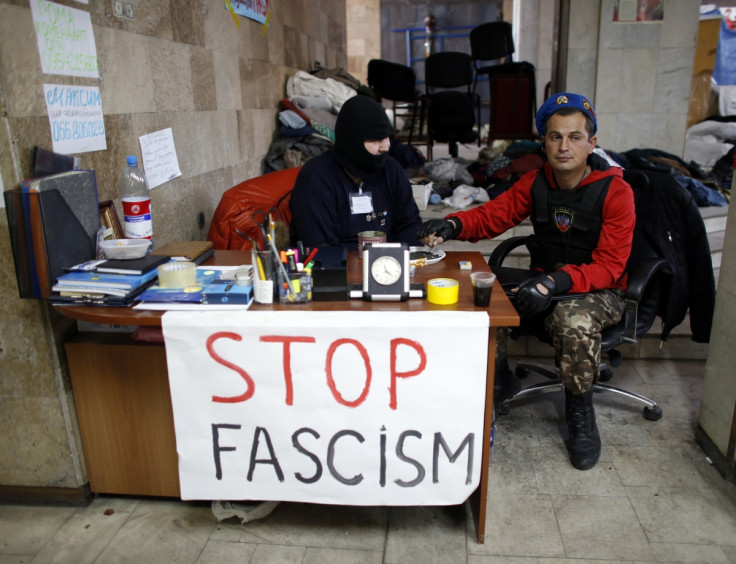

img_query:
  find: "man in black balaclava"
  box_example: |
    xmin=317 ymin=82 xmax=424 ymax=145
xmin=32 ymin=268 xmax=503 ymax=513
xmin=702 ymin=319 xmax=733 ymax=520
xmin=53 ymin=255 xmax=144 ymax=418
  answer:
xmin=290 ymin=95 xmax=422 ymax=250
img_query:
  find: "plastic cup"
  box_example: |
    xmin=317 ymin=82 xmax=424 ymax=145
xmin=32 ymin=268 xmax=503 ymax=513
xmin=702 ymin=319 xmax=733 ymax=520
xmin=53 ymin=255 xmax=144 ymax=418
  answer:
xmin=470 ymin=271 xmax=496 ymax=307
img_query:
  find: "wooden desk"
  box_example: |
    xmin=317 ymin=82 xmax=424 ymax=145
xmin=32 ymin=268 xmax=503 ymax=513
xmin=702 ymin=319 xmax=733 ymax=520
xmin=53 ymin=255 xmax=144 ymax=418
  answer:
xmin=59 ymin=250 xmax=519 ymax=543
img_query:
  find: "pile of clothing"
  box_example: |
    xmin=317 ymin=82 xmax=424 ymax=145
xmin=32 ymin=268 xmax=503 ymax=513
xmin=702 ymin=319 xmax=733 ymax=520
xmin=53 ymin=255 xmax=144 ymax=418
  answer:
xmin=266 ymin=64 xmax=373 ymax=172
xmin=423 ymin=140 xmax=730 ymax=209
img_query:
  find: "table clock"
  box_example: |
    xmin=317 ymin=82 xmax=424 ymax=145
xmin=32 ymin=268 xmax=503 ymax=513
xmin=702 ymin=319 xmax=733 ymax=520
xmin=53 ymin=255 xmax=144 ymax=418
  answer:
xmin=358 ymin=242 xmax=424 ymax=302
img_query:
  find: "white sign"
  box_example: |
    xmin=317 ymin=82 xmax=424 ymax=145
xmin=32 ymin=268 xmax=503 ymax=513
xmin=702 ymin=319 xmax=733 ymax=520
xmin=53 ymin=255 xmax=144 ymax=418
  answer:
xmin=43 ymin=84 xmax=106 ymax=154
xmin=139 ymin=128 xmax=182 ymax=189
xmin=230 ymin=0 xmax=269 ymax=24
xmin=30 ymin=0 xmax=99 ymax=78
xmin=162 ymin=310 xmax=489 ymax=504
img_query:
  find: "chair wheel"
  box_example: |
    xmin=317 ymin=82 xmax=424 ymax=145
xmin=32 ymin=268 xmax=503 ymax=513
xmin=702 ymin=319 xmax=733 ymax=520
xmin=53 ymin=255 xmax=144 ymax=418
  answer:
xmin=643 ymin=405 xmax=663 ymax=421
xmin=599 ymin=366 xmax=614 ymax=382
xmin=515 ymin=366 xmax=531 ymax=379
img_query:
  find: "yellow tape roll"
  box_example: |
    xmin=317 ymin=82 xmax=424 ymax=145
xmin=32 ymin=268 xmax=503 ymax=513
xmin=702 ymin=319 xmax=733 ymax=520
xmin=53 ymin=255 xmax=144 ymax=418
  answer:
xmin=427 ymin=278 xmax=459 ymax=304
xmin=158 ymin=261 xmax=196 ymax=288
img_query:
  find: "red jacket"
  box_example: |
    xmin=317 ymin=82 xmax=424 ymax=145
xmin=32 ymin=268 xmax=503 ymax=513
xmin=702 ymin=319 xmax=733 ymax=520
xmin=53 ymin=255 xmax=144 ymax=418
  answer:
xmin=448 ymin=159 xmax=635 ymax=293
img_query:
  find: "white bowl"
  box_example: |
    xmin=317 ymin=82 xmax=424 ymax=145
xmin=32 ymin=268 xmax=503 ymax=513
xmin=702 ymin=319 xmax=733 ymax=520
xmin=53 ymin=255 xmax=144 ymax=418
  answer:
xmin=100 ymin=238 xmax=152 ymax=260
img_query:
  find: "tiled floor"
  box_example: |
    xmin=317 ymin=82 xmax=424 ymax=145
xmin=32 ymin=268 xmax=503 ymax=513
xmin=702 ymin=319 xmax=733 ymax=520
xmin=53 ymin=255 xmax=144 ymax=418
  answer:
xmin=1 ymin=358 xmax=735 ymax=564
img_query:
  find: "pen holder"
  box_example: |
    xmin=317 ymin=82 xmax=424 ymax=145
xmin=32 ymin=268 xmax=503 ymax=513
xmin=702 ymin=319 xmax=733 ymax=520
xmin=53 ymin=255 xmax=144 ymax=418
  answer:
xmin=252 ymin=248 xmax=278 ymax=304
xmin=278 ymin=271 xmax=311 ymax=304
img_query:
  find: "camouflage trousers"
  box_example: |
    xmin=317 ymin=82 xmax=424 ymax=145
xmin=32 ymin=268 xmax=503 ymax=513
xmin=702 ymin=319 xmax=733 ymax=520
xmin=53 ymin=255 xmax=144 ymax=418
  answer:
xmin=497 ymin=289 xmax=625 ymax=394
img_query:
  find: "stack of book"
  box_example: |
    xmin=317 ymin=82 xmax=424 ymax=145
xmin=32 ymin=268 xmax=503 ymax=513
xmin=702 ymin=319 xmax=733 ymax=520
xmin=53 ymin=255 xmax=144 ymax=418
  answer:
xmin=134 ymin=266 xmax=253 ymax=310
xmin=48 ymin=239 xmax=224 ymax=307
xmin=50 ymin=253 xmax=169 ymax=306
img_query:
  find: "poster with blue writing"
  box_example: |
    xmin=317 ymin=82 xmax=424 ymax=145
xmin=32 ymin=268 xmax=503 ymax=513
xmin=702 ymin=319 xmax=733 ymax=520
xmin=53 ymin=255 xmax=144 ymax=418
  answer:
xmin=230 ymin=0 xmax=269 ymax=24
xmin=43 ymin=84 xmax=107 ymax=154
xmin=30 ymin=0 xmax=99 ymax=78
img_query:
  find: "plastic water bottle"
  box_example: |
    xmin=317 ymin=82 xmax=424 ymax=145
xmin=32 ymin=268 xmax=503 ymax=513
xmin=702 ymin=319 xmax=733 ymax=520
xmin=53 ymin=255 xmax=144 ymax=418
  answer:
xmin=119 ymin=155 xmax=153 ymax=245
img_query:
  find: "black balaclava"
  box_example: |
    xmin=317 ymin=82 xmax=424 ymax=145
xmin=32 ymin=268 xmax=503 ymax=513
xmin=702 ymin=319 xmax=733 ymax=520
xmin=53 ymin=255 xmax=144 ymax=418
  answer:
xmin=333 ymin=95 xmax=393 ymax=180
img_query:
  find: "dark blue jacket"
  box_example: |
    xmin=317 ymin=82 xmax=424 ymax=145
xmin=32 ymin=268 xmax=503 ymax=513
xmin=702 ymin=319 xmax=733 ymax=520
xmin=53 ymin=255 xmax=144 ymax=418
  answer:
xmin=289 ymin=150 xmax=422 ymax=250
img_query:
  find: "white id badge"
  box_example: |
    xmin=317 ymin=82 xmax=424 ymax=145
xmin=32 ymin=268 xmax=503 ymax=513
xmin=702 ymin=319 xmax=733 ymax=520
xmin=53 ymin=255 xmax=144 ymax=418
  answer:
xmin=350 ymin=192 xmax=374 ymax=214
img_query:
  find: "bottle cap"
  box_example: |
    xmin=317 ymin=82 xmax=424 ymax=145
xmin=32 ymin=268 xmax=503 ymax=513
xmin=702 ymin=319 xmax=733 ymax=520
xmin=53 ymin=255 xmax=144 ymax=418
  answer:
xmin=127 ymin=155 xmax=137 ymax=166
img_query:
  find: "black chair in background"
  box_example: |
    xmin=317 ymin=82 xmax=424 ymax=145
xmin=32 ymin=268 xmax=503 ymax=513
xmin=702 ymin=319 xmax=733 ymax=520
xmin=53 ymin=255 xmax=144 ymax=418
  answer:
xmin=470 ymin=21 xmax=537 ymax=143
xmin=487 ymin=61 xmax=537 ymax=143
xmin=423 ymin=51 xmax=480 ymax=160
xmin=488 ymin=169 xmax=668 ymax=421
xmin=469 ymin=21 xmax=515 ymax=96
xmin=367 ymin=59 xmax=424 ymax=145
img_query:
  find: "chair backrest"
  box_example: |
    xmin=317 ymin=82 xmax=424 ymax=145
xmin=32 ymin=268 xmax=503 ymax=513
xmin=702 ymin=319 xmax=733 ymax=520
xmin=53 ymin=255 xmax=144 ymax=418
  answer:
xmin=367 ymin=59 xmax=417 ymax=103
xmin=487 ymin=62 xmax=537 ymax=141
xmin=469 ymin=21 xmax=515 ymax=64
xmin=621 ymin=170 xmax=668 ymax=336
xmin=424 ymin=52 xmax=474 ymax=91
xmin=426 ymin=90 xmax=477 ymax=141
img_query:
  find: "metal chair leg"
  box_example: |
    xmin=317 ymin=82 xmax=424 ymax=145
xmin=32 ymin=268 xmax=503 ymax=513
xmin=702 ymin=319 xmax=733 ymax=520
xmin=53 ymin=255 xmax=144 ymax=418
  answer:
xmin=506 ymin=360 xmax=663 ymax=421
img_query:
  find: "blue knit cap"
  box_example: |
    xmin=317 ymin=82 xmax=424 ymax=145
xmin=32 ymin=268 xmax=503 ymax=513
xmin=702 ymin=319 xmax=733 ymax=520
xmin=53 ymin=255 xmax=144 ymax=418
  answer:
xmin=536 ymin=92 xmax=597 ymax=136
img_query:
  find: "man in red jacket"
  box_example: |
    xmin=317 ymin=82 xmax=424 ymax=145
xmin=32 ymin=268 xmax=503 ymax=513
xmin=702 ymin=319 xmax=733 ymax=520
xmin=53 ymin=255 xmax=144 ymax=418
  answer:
xmin=419 ymin=93 xmax=635 ymax=470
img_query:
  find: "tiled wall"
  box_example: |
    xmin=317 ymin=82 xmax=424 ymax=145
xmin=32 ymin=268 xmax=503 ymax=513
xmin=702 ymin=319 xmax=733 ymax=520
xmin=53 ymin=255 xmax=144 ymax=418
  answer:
xmin=567 ymin=0 xmax=700 ymax=156
xmin=700 ymin=185 xmax=736 ymax=468
xmin=347 ymin=0 xmax=381 ymax=85
xmin=0 ymin=0 xmax=346 ymax=491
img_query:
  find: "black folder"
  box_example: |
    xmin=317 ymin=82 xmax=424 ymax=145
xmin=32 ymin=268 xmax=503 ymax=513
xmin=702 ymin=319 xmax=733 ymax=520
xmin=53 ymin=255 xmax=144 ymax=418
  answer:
xmin=3 ymin=170 xmax=100 ymax=298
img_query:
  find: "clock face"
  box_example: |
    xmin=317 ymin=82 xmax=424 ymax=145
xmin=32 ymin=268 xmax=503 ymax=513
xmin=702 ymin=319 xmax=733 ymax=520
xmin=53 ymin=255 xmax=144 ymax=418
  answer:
xmin=370 ymin=255 xmax=402 ymax=285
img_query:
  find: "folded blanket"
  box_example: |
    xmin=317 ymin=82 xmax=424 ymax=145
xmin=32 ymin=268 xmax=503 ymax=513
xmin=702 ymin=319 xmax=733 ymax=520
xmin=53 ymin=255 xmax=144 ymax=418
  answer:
xmin=286 ymin=70 xmax=356 ymax=112
xmin=290 ymin=97 xmax=337 ymax=131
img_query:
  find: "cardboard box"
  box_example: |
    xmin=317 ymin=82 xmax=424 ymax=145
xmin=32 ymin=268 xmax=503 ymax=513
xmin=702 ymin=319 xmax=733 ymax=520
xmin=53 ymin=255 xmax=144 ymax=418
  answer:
xmin=412 ymin=183 xmax=432 ymax=210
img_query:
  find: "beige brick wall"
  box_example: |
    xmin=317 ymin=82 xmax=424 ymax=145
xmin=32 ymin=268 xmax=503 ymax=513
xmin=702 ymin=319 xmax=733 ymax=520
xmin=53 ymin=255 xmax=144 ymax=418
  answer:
xmin=347 ymin=0 xmax=381 ymax=85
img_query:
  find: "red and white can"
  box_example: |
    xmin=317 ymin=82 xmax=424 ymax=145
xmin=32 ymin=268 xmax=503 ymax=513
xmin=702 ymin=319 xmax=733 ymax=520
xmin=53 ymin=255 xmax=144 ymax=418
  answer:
xmin=122 ymin=197 xmax=153 ymax=239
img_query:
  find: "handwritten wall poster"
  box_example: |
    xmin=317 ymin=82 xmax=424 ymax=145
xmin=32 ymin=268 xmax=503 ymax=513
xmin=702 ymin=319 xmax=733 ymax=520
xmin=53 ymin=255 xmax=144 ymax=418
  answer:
xmin=162 ymin=310 xmax=490 ymax=504
xmin=43 ymin=84 xmax=106 ymax=154
xmin=229 ymin=0 xmax=269 ymax=24
xmin=139 ymin=128 xmax=182 ymax=189
xmin=614 ymin=0 xmax=664 ymax=22
xmin=30 ymin=0 xmax=99 ymax=78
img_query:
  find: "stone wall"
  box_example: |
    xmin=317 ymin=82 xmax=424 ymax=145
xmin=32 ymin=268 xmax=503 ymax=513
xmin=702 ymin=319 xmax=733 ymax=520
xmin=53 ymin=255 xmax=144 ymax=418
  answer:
xmin=347 ymin=0 xmax=381 ymax=85
xmin=0 ymin=0 xmax=345 ymax=492
xmin=566 ymin=0 xmax=700 ymax=156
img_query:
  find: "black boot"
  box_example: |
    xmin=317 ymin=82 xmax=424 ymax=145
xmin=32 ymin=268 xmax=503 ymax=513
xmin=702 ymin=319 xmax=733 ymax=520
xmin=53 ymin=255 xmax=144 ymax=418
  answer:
xmin=493 ymin=358 xmax=521 ymax=418
xmin=564 ymin=387 xmax=601 ymax=470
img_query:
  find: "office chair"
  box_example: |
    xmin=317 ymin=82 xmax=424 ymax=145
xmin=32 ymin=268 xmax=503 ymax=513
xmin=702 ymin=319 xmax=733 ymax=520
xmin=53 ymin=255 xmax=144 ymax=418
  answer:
xmin=424 ymin=51 xmax=480 ymax=160
xmin=488 ymin=169 xmax=668 ymax=421
xmin=367 ymin=59 xmax=424 ymax=145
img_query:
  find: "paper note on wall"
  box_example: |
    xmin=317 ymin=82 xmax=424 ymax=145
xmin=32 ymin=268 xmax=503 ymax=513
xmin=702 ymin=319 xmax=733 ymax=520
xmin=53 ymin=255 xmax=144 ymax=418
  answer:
xmin=30 ymin=0 xmax=99 ymax=78
xmin=43 ymin=84 xmax=107 ymax=154
xmin=139 ymin=128 xmax=182 ymax=190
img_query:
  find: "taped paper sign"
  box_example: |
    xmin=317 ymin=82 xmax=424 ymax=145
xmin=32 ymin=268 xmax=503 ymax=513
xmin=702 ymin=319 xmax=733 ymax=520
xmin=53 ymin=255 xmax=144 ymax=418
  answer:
xmin=229 ymin=0 xmax=269 ymax=24
xmin=31 ymin=0 xmax=99 ymax=78
xmin=43 ymin=84 xmax=106 ymax=154
xmin=139 ymin=128 xmax=182 ymax=189
xmin=162 ymin=310 xmax=489 ymax=505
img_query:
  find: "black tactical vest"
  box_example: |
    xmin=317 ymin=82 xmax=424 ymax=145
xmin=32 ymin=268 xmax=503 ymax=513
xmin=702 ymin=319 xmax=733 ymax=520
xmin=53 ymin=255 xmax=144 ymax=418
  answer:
xmin=528 ymin=172 xmax=612 ymax=271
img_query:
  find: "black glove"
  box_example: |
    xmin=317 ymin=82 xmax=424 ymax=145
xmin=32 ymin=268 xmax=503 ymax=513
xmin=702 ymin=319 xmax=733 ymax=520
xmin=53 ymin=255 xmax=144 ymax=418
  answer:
xmin=418 ymin=218 xmax=455 ymax=243
xmin=514 ymin=273 xmax=557 ymax=315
